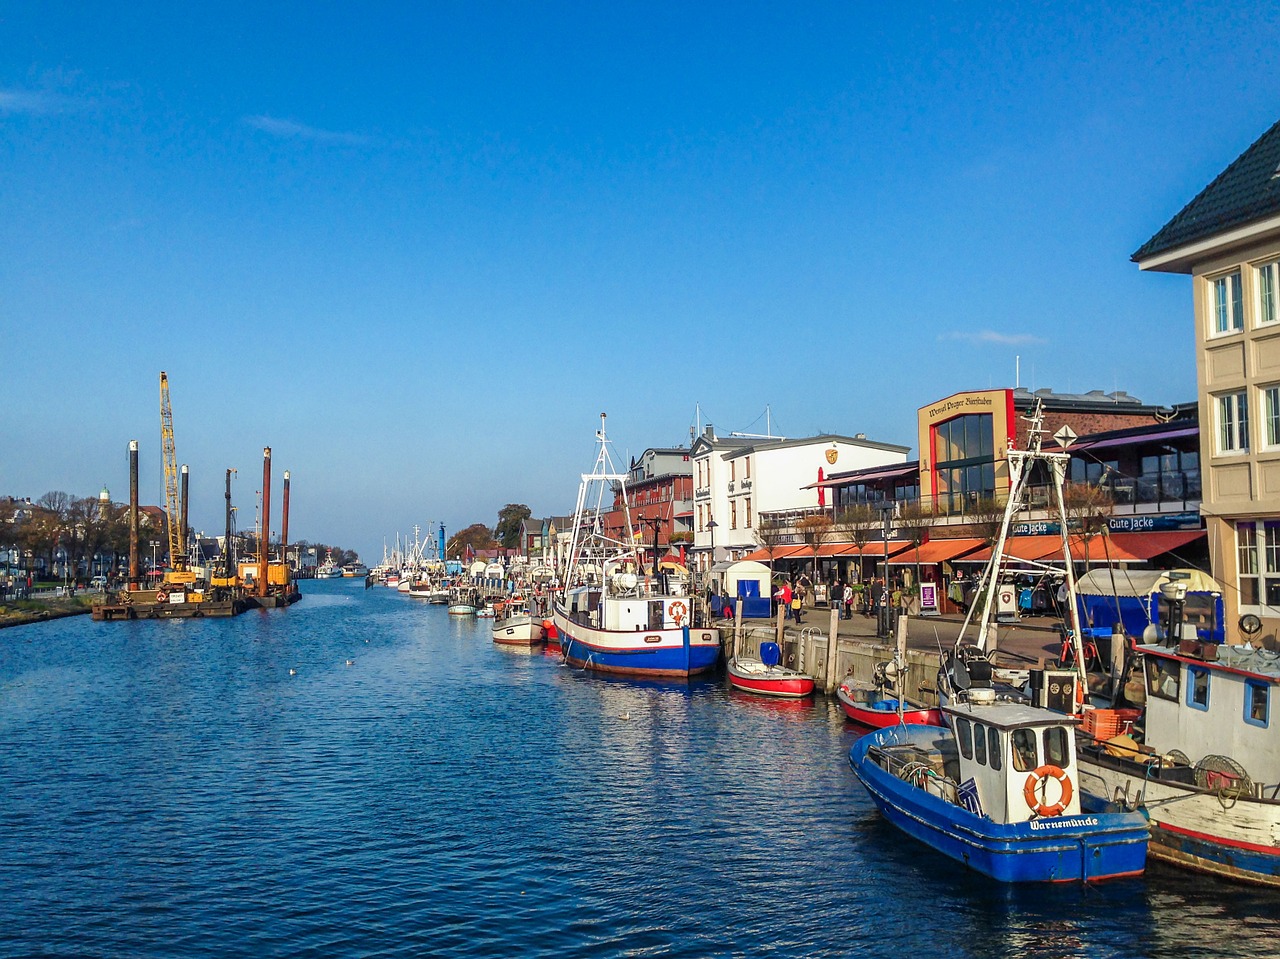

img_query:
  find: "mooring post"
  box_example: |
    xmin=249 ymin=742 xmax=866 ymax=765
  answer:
xmin=825 ymin=602 xmax=841 ymax=692
xmin=732 ymin=598 xmax=743 ymax=662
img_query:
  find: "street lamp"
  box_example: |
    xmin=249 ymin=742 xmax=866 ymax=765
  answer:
xmin=707 ymin=519 xmax=718 ymax=571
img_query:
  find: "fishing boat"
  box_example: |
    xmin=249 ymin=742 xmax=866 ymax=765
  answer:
xmin=552 ymin=414 xmax=721 ymax=679
xmin=447 ymin=585 xmax=478 ymax=616
xmin=342 ymin=562 xmax=369 ymax=578
xmin=491 ymin=598 xmax=547 ymax=646
xmin=727 ymin=642 xmax=814 ymax=698
xmin=315 ymin=552 xmax=342 ymax=579
xmin=837 ymin=679 xmax=942 ymax=727
xmin=849 ymin=696 xmax=1149 ymax=882
xmin=1074 ymin=626 xmax=1280 ymax=887
xmin=476 ymin=603 xmax=497 ymax=619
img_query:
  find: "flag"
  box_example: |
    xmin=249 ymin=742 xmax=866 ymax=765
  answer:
xmin=817 ymin=467 xmax=826 ymax=507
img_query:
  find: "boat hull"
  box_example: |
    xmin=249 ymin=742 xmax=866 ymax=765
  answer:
xmin=447 ymin=605 xmax=477 ymax=616
xmin=850 ymin=727 xmax=1148 ymax=883
xmin=492 ymin=615 xmax=546 ymax=646
xmin=553 ymin=608 xmax=720 ymax=678
xmin=727 ymin=660 xmax=814 ymax=698
xmin=837 ymin=683 xmax=942 ymax=727
xmin=1078 ymin=752 xmax=1280 ymax=887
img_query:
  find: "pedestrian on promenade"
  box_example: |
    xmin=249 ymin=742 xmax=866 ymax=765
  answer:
xmin=843 ymin=582 xmax=854 ymax=619
xmin=774 ymin=579 xmax=792 ymax=618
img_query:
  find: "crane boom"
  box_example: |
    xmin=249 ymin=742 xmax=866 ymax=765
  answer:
xmin=159 ymin=371 xmax=186 ymax=572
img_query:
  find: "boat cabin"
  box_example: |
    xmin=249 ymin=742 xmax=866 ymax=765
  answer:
xmin=944 ymin=699 xmax=1082 ymax=824
xmin=1139 ymin=642 xmax=1280 ymax=787
xmin=563 ymin=583 xmax=686 ymax=631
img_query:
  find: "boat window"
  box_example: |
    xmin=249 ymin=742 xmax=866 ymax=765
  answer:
xmin=973 ymin=722 xmax=987 ymax=766
xmin=1187 ymin=666 xmax=1210 ymax=711
xmin=1043 ymin=726 xmax=1069 ymax=768
xmin=988 ymin=727 xmax=1002 ymax=771
xmin=1011 ymin=729 xmax=1037 ymax=771
xmin=1145 ymin=657 xmax=1181 ymax=702
xmin=1245 ymin=680 xmax=1271 ymax=728
xmin=956 ymin=718 xmax=973 ymax=760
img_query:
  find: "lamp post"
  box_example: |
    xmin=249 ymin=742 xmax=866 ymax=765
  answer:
xmin=878 ymin=503 xmax=894 ymax=639
xmin=707 ymin=519 xmax=718 ymax=571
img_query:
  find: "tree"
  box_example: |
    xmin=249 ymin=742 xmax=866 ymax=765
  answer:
xmin=795 ymin=514 xmax=833 ymax=582
xmin=495 ymin=504 xmax=532 ymax=550
xmin=893 ymin=500 xmax=937 ymax=588
xmin=753 ymin=517 xmax=789 ymax=587
xmin=1061 ymin=482 xmax=1115 ymax=570
xmin=447 ymin=524 xmax=496 ymax=560
xmin=834 ymin=504 xmax=878 ymax=582
xmin=965 ymin=495 xmax=1008 ymax=545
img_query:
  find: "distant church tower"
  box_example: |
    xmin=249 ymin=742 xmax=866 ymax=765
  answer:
xmin=99 ymin=485 xmax=110 ymax=518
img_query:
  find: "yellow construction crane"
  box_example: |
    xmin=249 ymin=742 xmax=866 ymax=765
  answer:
xmin=159 ymin=371 xmax=189 ymax=576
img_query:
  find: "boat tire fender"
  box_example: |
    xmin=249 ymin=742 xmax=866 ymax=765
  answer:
xmin=1024 ymin=764 xmax=1072 ymax=817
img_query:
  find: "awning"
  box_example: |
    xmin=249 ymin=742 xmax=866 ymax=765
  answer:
xmin=1103 ymin=529 xmax=1206 ymax=560
xmin=962 ymin=529 xmax=1206 ymax=565
xmin=887 ymin=538 xmax=987 ymax=566
xmin=1068 ymin=425 xmax=1198 ymax=453
xmin=802 ymin=462 xmax=919 ymax=489
xmin=740 ymin=545 xmax=810 ymax=562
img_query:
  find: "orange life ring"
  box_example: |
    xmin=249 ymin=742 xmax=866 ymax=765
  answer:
xmin=1024 ymin=764 xmax=1073 ymax=817
xmin=155 ymin=587 xmax=168 ymax=603
xmin=668 ymin=599 xmax=688 ymax=625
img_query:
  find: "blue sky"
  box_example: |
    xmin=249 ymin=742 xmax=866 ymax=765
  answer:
xmin=3 ymin=2 xmax=1279 ymax=560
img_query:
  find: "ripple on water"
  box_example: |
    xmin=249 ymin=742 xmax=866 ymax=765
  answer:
xmin=2 ymin=580 xmax=1280 ymax=958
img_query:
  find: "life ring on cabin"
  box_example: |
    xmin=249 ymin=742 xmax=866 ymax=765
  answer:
xmin=668 ymin=599 xmax=688 ymax=625
xmin=154 ymin=586 xmax=168 ymax=603
xmin=1024 ymin=765 xmax=1073 ymax=817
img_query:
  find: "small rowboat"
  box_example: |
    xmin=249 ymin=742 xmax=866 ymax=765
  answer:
xmin=727 ymin=642 xmax=815 ymax=698
xmin=837 ymin=679 xmax=942 ymax=728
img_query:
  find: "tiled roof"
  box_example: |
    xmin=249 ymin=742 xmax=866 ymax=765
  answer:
xmin=1134 ymin=118 xmax=1280 ymax=262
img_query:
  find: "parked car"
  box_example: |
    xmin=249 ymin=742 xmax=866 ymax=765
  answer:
xmin=90 ymin=575 xmax=108 ymax=589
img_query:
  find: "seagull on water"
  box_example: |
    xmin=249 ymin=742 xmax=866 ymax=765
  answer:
xmin=345 ymin=659 xmax=355 ymax=666
xmin=288 ymin=668 xmax=297 ymax=676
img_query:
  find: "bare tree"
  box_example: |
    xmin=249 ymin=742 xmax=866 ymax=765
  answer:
xmin=834 ymin=504 xmax=878 ymax=583
xmin=1060 ymin=482 xmax=1115 ymax=571
xmin=753 ymin=516 xmax=789 ymax=587
xmin=895 ymin=500 xmax=937 ymax=588
xmin=965 ymin=495 xmax=1007 ymax=545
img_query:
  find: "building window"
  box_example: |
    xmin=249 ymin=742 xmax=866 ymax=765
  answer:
xmin=1187 ymin=666 xmax=1210 ymax=711
xmin=745 ymin=498 xmax=753 ymax=529
xmin=730 ymin=502 xmax=737 ymax=529
xmin=1212 ymin=271 xmax=1244 ymax=334
xmin=1265 ymin=386 xmax=1280 ymax=448
xmin=1260 ymin=261 xmax=1280 ymax=325
xmin=1217 ymin=392 xmax=1249 ymax=453
xmin=1237 ymin=520 xmax=1280 ymax=608
xmin=933 ymin=413 xmax=995 ymax=514
xmin=1245 ymin=680 xmax=1270 ymax=728
xmin=745 ymin=457 xmax=751 ymax=479
xmin=730 ymin=461 xmax=736 ymax=482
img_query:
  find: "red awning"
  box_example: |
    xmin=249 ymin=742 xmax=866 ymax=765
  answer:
xmin=1103 ymin=529 xmax=1206 ymax=560
xmin=887 ymin=538 xmax=987 ymax=566
xmin=963 ymin=529 xmax=1207 ymax=565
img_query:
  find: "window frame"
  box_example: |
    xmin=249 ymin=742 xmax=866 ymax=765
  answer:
xmin=1216 ymin=391 xmax=1250 ymax=455
xmin=1245 ymin=680 xmax=1271 ymax=728
xmin=1265 ymin=384 xmax=1280 ymax=449
xmin=1210 ymin=270 xmax=1245 ymax=335
xmin=1259 ymin=260 xmax=1280 ymax=326
xmin=1186 ymin=665 xmax=1210 ymax=711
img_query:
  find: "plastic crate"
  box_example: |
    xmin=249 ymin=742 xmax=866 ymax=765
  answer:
xmin=1082 ymin=708 xmax=1141 ymax=740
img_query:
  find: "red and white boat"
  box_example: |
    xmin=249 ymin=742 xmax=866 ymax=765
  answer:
xmin=836 ymin=678 xmax=942 ymax=728
xmin=727 ymin=643 xmax=815 ymax=698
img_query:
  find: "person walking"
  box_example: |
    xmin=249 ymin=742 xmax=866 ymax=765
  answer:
xmin=843 ymin=582 xmax=854 ymax=620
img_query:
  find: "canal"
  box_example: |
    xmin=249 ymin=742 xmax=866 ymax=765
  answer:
xmin=2 ymin=579 xmax=1278 ymax=958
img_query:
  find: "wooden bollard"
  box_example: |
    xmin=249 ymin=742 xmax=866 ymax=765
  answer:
xmin=825 ymin=603 xmax=841 ymax=693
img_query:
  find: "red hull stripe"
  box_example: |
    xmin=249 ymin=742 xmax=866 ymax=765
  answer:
xmin=1158 ymin=821 xmax=1280 ymax=857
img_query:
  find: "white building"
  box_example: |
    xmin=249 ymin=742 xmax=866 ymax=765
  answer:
xmin=689 ymin=426 xmax=910 ymax=568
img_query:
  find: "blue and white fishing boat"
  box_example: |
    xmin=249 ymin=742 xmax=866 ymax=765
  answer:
xmin=553 ymin=414 xmax=721 ymax=679
xmin=1076 ymin=624 xmax=1280 ymax=887
xmin=849 ymin=695 xmax=1149 ymax=883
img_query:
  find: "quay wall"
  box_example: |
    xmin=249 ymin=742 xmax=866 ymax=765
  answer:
xmin=728 ymin=624 xmax=942 ymax=706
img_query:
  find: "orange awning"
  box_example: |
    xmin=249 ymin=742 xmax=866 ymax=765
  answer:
xmin=1096 ymin=529 xmax=1206 ymax=561
xmin=887 ymin=538 xmax=987 ymax=566
xmin=963 ymin=529 xmax=1206 ymax=565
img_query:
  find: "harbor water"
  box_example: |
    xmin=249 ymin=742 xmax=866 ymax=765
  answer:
xmin=3 ymin=580 xmax=1279 ymax=958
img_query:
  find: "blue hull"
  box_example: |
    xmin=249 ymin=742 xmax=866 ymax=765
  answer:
xmin=560 ymin=630 xmax=720 ymax=678
xmin=850 ymin=728 xmax=1148 ymax=883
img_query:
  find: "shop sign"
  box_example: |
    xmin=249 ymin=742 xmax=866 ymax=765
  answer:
xmin=1010 ymin=512 xmax=1202 ymax=537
